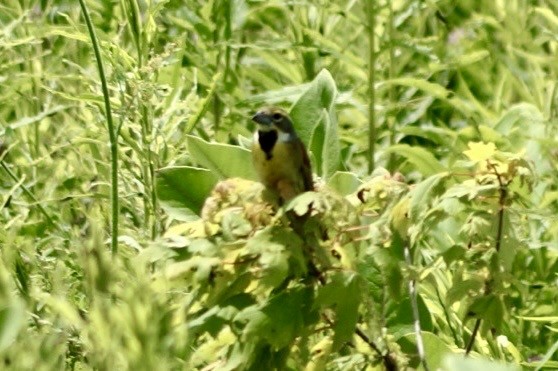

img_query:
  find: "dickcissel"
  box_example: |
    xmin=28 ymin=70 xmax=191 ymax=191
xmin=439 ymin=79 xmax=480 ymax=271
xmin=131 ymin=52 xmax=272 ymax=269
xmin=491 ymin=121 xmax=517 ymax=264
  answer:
xmin=251 ymin=107 xmax=313 ymax=202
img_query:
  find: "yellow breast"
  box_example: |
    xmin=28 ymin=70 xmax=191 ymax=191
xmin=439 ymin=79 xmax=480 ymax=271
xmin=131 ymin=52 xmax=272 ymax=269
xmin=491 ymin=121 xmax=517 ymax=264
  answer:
xmin=252 ymin=135 xmax=306 ymax=200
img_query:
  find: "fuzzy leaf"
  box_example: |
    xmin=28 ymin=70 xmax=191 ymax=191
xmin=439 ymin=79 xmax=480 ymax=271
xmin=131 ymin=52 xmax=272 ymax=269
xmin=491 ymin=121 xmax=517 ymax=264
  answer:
xmin=156 ymin=166 xmax=218 ymax=217
xmin=327 ymin=171 xmax=362 ymax=196
xmin=290 ymin=69 xmax=340 ymax=179
xmin=187 ymin=135 xmax=257 ymax=180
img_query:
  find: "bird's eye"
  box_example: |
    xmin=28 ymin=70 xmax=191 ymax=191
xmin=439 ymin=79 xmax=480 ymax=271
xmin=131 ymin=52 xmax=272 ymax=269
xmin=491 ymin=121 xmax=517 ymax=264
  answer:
xmin=272 ymin=113 xmax=283 ymax=121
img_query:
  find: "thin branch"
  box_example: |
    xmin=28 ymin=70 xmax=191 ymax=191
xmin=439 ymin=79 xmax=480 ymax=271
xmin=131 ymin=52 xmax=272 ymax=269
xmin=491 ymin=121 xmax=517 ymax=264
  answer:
xmin=465 ymin=318 xmax=482 ymax=355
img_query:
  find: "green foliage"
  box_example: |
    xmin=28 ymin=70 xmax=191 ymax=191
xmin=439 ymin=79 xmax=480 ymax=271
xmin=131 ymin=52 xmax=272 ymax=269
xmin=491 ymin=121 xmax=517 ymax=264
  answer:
xmin=2 ymin=0 xmax=558 ymax=370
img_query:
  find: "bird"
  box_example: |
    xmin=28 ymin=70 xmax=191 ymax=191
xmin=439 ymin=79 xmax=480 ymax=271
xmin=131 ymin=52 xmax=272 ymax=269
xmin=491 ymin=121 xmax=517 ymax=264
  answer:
xmin=251 ymin=107 xmax=313 ymax=202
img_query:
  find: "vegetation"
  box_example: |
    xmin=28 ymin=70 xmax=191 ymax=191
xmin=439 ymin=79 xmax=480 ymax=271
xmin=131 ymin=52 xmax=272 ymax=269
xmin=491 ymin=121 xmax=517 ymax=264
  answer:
xmin=1 ymin=0 xmax=557 ymax=370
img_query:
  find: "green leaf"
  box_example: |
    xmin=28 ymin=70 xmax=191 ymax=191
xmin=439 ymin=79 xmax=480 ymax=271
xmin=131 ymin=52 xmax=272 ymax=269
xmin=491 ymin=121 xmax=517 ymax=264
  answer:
xmin=534 ymin=339 xmax=558 ymax=371
xmin=444 ymin=354 xmax=520 ymax=371
xmin=389 ymin=294 xmax=434 ymax=338
xmin=315 ymin=271 xmax=361 ymax=350
xmin=533 ymin=7 xmax=558 ymax=31
xmin=188 ymin=293 xmax=256 ymax=336
xmin=184 ymin=72 xmax=221 ymax=133
xmin=234 ymin=286 xmax=312 ymax=349
xmin=467 ymin=294 xmax=506 ymax=331
xmin=515 ymin=315 xmax=558 ymax=322
xmin=289 ymin=69 xmax=340 ymax=179
xmin=453 ymin=50 xmax=490 ymax=67
xmin=315 ymin=108 xmax=341 ymax=179
xmin=384 ymin=144 xmax=446 ymax=176
xmin=409 ymin=172 xmax=447 ymax=223
xmin=165 ymin=256 xmax=220 ymax=282
xmin=398 ymin=332 xmax=452 ymax=370
xmin=0 ymin=300 xmax=25 ymax=352
xmin=398 ymin=126 xmax=457 ymax=147
xmin=187 ymin=135 xmax=258 ymax=180
xmin=284 ymin=191 xmax=321 ymax=217
xmin=245 ymin=226 xmax=304 ymax=288
xmin=380 ymin=78 xmax=451 ymax=100
xmin=156 ymin=166 xmax=218 ymax=217
xmin=252 ymin=49 xmax=303 ymax=84
xmin=446 ymin=279 xmax=483 ymax=305
xmin=290 ymin=69 xmax=337 ymax=143
xmin=327 ymin=171 xmax=362 ymax=196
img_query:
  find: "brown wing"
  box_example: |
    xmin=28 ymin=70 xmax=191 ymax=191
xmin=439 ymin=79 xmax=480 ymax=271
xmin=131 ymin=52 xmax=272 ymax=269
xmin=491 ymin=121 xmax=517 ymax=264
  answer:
xmin=298 ymin=139 xmax=314 ymax=192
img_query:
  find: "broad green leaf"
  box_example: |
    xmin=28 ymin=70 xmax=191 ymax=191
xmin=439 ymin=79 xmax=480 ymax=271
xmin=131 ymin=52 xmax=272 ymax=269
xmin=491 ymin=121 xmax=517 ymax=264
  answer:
xmin=234 ymin=286 xmax=312 ymax=349
xmin=187 ymin=135 xmax=257 ymax=180
xmin=156 ymin=166 xmax=218 ymax=217
xmin=327 ymin=171 xmax=362 ymax=196
xmin=389 ymin=294 xmax=434 ymax=338
xmin=443 ymin=354 xmax=520 ymax=371
xmin=398 ymin=332 xmax=452 ymax=370
xmin=289 ymin=69 xmax=340 ymax=179
xmin=313 ymin=108 xmax=340 ymax=179
xmin=409 ymin=172 xmax=447 ymax=223
xmin=188 ymin=293 xmax=256 ymax=336
xmin=247 ymin=83 xmax=311 ymax=104
xmin=290 ymin=69 xmax=337 ymax=143
xmin=0 ymin=300 xmax=25 ymax=352
xmin=467 ymin=294 xmax=506 ymax=331
xmin=315 ymin=271 xmax=361 ymax=350
xmin=446 ymin=279 xmax=483 ymax=305
xmin=245 ymin=226 xmax=304 ymax=288
xmin=285 ymin=191 xmax=321 ymax=217
xmin=310 ymin=112 xmax=326 ymax=176
xmin=384 ymin=144 xmax=446 ymax=176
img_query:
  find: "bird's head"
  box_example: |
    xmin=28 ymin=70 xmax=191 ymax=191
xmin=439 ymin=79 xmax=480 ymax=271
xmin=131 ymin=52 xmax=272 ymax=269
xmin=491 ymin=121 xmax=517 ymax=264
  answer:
xmin=252 ymin=107 xmax=295 ymax=135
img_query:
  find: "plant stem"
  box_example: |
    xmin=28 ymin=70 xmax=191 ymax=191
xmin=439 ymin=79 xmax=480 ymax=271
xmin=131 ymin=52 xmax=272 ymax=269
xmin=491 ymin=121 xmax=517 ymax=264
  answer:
xmin=386 ymin=0 xmax=396 ymax=171
xmin=367 ymin=0 xmax=376 ymax=173
xmin=465 ymin=162 xmax=508 ymax=354
xmin=79 ymin=0 xmax=119 ymax=254
xmin=404 ymin=245 xmax=430 ymax=371
xmin=465 ymin=319 xmax=482 ymax=355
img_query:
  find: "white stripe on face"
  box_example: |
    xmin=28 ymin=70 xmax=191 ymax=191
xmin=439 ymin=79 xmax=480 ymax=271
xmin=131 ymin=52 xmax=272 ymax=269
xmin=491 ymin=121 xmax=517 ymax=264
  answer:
xmin=278 ymin=131 xmax=293 ymax=142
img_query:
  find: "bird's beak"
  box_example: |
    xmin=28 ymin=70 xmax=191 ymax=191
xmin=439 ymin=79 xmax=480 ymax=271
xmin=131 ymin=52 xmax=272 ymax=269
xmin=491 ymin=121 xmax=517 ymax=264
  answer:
xmin=252 ymin=111 xmax=272 ymax=126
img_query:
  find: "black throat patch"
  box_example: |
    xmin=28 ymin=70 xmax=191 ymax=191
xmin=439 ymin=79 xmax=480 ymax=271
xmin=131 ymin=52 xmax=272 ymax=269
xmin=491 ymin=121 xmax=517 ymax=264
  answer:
xmin=258 ymin=130 xmax=277 ymax=160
